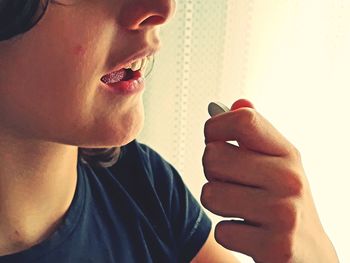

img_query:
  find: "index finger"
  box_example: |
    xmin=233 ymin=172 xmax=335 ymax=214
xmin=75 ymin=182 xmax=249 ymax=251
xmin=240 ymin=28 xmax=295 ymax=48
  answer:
xmin=204 ymin=108 xmax=295 ymax=157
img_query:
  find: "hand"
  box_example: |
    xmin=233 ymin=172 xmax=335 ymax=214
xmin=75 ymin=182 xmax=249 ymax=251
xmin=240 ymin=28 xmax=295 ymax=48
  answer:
xmin=201 ymin=99 xmax=339 ymax=263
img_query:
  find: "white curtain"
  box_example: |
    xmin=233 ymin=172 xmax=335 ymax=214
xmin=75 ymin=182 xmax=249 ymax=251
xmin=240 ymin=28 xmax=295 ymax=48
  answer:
xmin=138 ymin=1 xmax=350 ymax=262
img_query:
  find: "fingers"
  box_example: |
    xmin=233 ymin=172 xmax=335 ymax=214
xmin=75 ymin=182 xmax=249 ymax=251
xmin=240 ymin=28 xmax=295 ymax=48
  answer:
xmin=201 ymin=99 xmax=308 ymax=262
xmin=202 ymin=141 xmax=304 ymax=195
xmin=201 ymin=180 xmax=267 ymax=225
xmin=214 ymin=220 xmax=263 ymax=260
xmin=204 ymin=107 xmax=295 ymax=157
xmin=201 ymin=180 xmax=301 ymax=233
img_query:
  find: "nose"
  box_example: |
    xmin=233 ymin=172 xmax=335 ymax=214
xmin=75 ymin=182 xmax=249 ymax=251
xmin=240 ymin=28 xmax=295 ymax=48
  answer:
xmin=118 ymin=0 xmax=176 ymax=30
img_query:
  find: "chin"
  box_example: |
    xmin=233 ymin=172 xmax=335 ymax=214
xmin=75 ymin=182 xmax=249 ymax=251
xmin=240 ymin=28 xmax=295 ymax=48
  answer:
xmin=110 ymin=129 xmax=142 ymax=147
xmin=115 ymin=112 xmax=145 ymax=146
xmin=61 ymin=101 xmax=145 ymax=148
xmin=85 ymin=115 xmax=145 ymax=148
xmin=76 ymin=127 xmax=142 ymax=149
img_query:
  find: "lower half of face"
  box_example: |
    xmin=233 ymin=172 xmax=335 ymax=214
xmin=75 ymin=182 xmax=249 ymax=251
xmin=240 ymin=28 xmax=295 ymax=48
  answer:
xmin=0 ymin=3 xmax=147 ymax=148
xmin=0 ymin=66 xmax=146 ymax=148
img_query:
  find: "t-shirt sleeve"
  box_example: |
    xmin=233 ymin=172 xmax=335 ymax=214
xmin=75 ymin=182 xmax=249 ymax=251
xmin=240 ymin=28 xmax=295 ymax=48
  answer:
xmin=138 ymin=143 xmax=212 ymax=262
xmin=166 ymin=164 xmax=212 ymax=262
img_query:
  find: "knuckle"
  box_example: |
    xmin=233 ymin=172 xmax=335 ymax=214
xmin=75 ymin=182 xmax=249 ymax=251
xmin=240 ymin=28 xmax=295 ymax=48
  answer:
xmin=203 ymin=142 xmax=215 ymax=162
xmin=200 ymin=182 xmax=213 ymax=208
xmin=283 ymin=163 xmax=304 ymax=197
xmin=263 ymin=236 xmax=294 ymax=263
xmin=214 ymin=221 xmax=227 ymax=245
xmin=204 ymin=118 xmax=212 ymax=137
xmin=202 ymin=143 xmax=212 ymax=165
xmin=236 ymin=108 xmax=258 ymax=131
xmin=202 ymin=142 xmax=219 ymax=180
xmin=270 ymin=201 xmax=298 ymax=232
xmin=201 ymin=148 xmax=207 ymax=168
xmin=275 ymin=237 xmax=294 ymax=263
xmin=289 ymin=145 xmax=301 ymax=161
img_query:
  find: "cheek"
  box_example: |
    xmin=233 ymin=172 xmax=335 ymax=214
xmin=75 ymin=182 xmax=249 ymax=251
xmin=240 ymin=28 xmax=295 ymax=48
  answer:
xmin=73 ymin=44 xmax=87 ymax=57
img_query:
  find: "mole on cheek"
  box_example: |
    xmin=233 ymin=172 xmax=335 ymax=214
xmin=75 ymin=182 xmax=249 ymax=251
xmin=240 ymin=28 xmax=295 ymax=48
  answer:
xmin=73 ymin=44 xmax=86 ymax=56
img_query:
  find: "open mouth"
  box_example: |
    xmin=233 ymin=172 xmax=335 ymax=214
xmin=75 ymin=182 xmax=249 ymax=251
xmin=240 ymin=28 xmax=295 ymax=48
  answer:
xmin=101 ymin=55 xmax=154 ymax=85
xmin=101 ymin=68 xmax=136 ymax=84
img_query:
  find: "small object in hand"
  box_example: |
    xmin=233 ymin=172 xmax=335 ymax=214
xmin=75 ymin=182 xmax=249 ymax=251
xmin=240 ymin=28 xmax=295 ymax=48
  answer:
xmin=208 ymin=102 xmax=230 ymax=117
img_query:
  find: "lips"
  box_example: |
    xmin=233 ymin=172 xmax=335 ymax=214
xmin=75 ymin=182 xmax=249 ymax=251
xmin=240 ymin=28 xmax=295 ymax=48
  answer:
xmin=101 ymin=46 xmax=160 ymax=82
xmin=101 ymin=69 xmax=144 ymax=95
xmin=101 ymin=55 xmax=152 ymax=84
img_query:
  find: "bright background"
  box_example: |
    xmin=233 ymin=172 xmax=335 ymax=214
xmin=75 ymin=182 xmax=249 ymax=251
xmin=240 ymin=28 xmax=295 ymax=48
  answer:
xmin=138 ymin=1 xmax=350 ymax=262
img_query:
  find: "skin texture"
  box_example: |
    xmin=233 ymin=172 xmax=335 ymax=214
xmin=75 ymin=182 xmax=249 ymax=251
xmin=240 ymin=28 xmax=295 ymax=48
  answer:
xmin=0 ymin=0 xmax=340 ymax=261
xmin=200 ymin=99 xmax=340 ymax=262
xmin=0 ymin=0 xmax=175 ymax=255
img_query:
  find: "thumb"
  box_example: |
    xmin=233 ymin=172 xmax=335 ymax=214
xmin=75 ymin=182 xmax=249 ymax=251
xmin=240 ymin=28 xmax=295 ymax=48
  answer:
xmin=230 ymin=99 xmax=255 ymax=149
xmin=230 ymin=98 xmax=255 ymax=111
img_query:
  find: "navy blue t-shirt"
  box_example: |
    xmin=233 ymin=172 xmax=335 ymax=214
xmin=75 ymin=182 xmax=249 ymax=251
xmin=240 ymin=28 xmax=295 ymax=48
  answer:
xmin=0 ymin=140 xmax=211 ymax=263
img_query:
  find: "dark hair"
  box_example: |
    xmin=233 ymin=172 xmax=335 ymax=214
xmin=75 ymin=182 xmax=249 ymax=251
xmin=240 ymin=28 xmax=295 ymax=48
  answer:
xmin=0 ymin=0 xmax=154 ymax=168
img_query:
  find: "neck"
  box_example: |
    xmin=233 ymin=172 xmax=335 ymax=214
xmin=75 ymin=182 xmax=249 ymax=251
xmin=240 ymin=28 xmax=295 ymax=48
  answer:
xmin=0 ymin=133 xmax=79 ymax=256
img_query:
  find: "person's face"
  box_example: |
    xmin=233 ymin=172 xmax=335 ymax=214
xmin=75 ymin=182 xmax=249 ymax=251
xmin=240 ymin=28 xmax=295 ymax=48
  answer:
xmin=0 ymin=0 xmax=176 ymax=148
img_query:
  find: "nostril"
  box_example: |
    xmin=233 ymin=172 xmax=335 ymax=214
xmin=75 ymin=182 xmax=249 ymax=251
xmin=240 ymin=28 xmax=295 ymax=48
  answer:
xmin=140 ymin=16 xmax=166 ymax=26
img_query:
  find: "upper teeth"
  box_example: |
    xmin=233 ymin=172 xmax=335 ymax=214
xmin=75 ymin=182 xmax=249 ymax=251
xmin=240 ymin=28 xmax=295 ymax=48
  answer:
xmin=125 ymin=57 xmax=149 ymax=72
